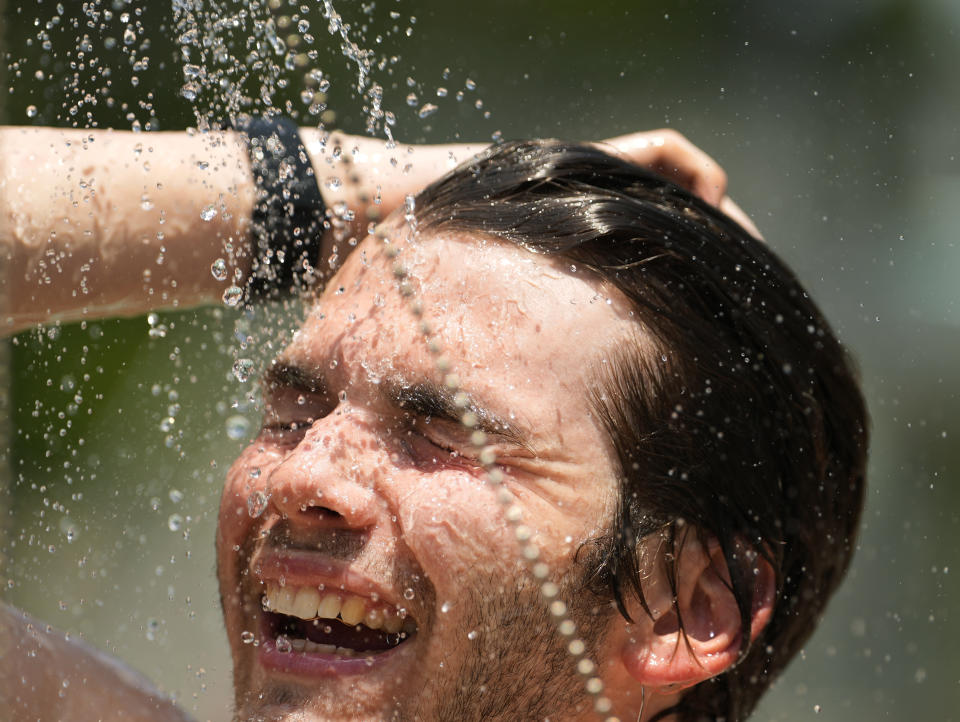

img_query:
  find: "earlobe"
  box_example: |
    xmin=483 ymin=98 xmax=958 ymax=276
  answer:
xmin=620 ymin=532 xmax=776 ymax=691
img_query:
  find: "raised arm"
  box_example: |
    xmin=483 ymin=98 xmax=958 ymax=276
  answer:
xmin=0 ymin=125 xmax=751 ymax=336
xmin=0 ymin=126 xmax=483 ymax=335
xmin=0 ymin=127 xmax=255 ymax=333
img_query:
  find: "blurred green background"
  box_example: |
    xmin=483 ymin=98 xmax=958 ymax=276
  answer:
xmin=2 ymin=0 xmax=958 ymax=719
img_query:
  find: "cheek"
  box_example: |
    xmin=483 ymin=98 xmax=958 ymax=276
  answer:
xmin=218 ymin=444 xmax=284 ymax=548
xmin=396 ymin=472 xmax=517 ymax=579
xmin=508 ymin=482 xmax=617 ymax=566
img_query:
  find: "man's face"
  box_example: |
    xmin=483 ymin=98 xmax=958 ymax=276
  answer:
xmin=216 ymin=227 xmax=639 ymax=720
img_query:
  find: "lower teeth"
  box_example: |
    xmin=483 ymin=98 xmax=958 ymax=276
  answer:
xmin=270 ymin=613 xmax=409 ymax=655
xmin=277 ymin=636 xmax=364 ymax=656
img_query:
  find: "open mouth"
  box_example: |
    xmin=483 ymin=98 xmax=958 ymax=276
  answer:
xmin=261 ymin=583 xmax=418 ymax=658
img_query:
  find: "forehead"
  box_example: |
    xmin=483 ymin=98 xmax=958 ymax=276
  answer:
xmin=285 ymin=230 xmax=637 ymax=445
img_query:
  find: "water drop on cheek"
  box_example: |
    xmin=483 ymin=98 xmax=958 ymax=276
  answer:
xmin=247 ymin=490 xmax=268 ymax=518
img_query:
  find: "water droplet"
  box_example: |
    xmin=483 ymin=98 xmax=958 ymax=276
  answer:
xmin=233 ymin=358 xmax=254 ymax=383
xmin=222 ymin=286 xmax=244 ymax=307
xmin=465 ymin=78 xmax=476 ymax=90
xmin=167 ymin=514 xmax=183 ymax=532
xmin=225 ymin=415 xmax=251 ymax=440
xmin=240 ymin=630 xmax=255 ymax=644
xmin=403 ymin=588 xmax=415 ymax=600
xmin=338 ymin=389 xmax=347 ymax=403
xmin=200 ymin=204 xmax=218 ymax=221
xmin=145 ymin=617 xmax=160 ymax=641
xmin=26 ymin=105 xmax=38 ymax=118
xmin=276 ymin=634 xmax=292 ymax=653
xmin=59 ymin=517 xmax=78 ymax=543
xmin=247 ymin=490 xmax=269 ymax=518
xmin=467 ymin=629 xmax=478 ymax=640
xmin=440 ymin=601 xmax=451 ymax=613
xmin=211 ymin=258 xmax=228 ymax=281
xmin=417 ymin=103 xmax=438 ymax=119
xmin=405 ymin=92 xmax=418 ymax=106
xmin=123 ymin=27 xmax=137 ymax=45
xmin=169 ymin=489 xmax=184 ymax=504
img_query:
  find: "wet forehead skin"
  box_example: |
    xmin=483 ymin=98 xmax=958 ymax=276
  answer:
xmin=284 ymin=228 xmax=638 ymax=466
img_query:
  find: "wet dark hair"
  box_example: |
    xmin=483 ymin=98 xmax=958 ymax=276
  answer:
xmin=412 ymin=140 xmax=868 ymax=721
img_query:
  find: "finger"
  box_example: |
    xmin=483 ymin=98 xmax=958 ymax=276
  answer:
xmin=601 ymin=129 xmax=728 ymax=206
xmin=650 ymin=129 xmax=727 ymax=206
xmin=719 ymin=196 xmax=764 ymax=241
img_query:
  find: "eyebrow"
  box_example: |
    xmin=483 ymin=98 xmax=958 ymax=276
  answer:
xmin=381 ymin=376 xmax=534 ymax=452
xmin=262 ymin=361 xmax=329 ymax=396
xmin=262 ymin=360 xmax=533 ymax=452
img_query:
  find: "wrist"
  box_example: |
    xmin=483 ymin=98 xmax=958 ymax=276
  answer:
xmin=232 ymin=116 xmax=327 ymax=300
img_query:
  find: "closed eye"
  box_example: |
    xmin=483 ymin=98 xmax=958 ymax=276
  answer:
xmin=403 ymin=415 xmax=523 ymax=469
xmin=259 ymin=369 xmax=337 ymax=446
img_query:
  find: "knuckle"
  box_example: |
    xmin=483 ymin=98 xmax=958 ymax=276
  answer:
xmin=656 ymin=128 xmax=684 ymax=146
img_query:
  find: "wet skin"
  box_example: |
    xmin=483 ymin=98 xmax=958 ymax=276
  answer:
xmin=217 ymin=227 xmax=643 ymax=720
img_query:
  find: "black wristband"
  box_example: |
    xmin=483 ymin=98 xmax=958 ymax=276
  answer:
xmin=233 ymin=116 xmax=326 ymax=299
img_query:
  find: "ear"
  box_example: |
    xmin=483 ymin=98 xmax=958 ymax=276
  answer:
xmin=619 ymin=531 xmax=776 ymax=692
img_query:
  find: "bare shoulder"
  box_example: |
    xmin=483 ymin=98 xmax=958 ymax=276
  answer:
xmin=0 ymin=602 xmax=195 ymax=722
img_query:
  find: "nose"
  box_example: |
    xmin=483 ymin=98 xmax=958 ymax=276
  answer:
xmin=265 ymin=410 xmax=382 ymax=531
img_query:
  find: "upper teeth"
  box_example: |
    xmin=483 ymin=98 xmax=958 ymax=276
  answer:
xmin=262 ymin=583 xmax=411 ymax=634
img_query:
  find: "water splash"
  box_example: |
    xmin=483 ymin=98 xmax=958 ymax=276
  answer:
xmin=232 ymin=358 xmax=254 ymax=383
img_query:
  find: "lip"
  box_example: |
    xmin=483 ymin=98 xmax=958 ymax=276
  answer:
xmin=251 ymin=548 xmax=405 ymax=609
xmin=249 ymin=548 xmax=420 ymax=679
xmin=257 ymin=618 xmax=410 ymax=678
